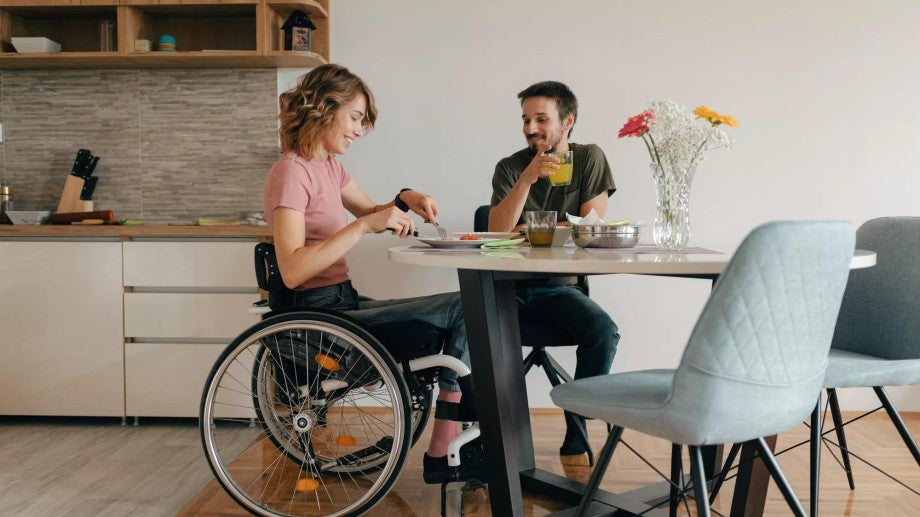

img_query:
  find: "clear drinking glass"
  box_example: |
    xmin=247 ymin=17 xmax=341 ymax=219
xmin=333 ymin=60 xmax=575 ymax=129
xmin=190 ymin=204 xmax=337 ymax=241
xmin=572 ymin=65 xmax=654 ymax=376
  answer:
xmin=525 ymin=210 xmax=557 ymax=247
xmin=548 ymin=150 xmax=573 ymax=186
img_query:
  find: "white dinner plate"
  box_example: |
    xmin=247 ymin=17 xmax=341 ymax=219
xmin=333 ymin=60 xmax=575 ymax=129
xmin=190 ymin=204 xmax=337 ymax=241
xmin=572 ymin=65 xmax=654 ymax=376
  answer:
xmin=416 ymin=237 xmax=502 ymax=249
xmin=450 ymin=231 xmax=521 ymax=240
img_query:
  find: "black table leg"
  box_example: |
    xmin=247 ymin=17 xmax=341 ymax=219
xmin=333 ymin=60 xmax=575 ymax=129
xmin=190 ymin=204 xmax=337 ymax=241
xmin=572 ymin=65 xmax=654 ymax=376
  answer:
xmin=458 ymin=269 xmax=669 ymax=517
xmin=458 ymin=269 xmax=534 ymax=516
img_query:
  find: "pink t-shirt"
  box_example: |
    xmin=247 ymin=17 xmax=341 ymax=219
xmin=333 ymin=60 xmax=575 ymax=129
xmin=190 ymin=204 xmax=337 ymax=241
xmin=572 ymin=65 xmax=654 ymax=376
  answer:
xmin=263 ymin=151 xmax=353 ymax=290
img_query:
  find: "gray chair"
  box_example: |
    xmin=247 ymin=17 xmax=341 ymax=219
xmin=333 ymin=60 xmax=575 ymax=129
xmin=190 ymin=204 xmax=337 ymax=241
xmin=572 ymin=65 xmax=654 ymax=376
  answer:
xmin=809 ymin=216 xmax=920 ymax=511
xmin=551 ymin=220 xmax=855 ymax=517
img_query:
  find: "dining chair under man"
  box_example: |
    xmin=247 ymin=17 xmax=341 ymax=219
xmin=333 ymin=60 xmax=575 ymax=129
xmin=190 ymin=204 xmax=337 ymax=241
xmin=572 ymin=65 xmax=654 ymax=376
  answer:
xmin=550 ymin=220 xmax=856 ymax=517
xmin=473 ymin=204 xmax=596 ymax=465
xmin=807 ymin=216 xmax=920 ymax=513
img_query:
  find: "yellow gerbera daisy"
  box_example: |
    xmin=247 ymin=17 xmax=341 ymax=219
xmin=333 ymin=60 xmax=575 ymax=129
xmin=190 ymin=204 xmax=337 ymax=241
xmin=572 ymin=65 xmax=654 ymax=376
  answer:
xmin=694 ymin=105 xmax=739 ymax=127
xmin=693 ymin=106 xmax=716 ymax=120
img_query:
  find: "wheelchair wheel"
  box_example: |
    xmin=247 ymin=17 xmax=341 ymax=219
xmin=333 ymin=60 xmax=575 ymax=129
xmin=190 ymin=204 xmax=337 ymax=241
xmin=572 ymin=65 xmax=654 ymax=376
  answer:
xmin=250 ymin=342 xmax=432 ymax=470
xmin=201 ymin=310 xmax=412 ymax=517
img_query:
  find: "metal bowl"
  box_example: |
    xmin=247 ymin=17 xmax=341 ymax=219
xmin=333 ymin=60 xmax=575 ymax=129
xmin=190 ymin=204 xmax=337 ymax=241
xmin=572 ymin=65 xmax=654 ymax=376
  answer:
xmin=571 ymin=223 xmax=640 ymax=248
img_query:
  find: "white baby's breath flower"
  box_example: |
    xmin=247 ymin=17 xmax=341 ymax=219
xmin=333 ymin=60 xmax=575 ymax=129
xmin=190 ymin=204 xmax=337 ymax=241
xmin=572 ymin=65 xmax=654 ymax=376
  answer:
xmin=644 ymin=100 xmax=733 ymax=177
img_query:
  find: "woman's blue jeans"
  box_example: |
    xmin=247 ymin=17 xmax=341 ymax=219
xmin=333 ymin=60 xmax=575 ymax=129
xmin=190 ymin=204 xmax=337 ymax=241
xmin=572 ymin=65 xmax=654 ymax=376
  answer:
xmin=291 ymin=280 xmax=469 ymax=392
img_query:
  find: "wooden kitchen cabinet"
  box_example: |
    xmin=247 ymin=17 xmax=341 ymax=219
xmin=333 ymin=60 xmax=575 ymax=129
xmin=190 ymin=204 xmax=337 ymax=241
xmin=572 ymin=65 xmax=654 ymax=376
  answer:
xmin=0 ymin=0 xmax=328 ymax=69
xmin=0 ymin=241 xmax=125 ymax=416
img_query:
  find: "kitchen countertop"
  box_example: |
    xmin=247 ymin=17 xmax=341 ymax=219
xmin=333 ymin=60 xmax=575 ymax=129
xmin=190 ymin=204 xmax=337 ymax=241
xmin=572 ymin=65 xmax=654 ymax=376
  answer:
xmin=0 ymin=224 xmax=272 ymax=238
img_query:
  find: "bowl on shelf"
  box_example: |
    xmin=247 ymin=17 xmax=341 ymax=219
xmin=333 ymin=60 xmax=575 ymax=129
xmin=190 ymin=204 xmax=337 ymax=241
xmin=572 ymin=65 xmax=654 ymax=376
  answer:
xmin=10 ymin=37 xmax=62 ymax=53
xmin=4 ymin=210 xmax=52 ymax=225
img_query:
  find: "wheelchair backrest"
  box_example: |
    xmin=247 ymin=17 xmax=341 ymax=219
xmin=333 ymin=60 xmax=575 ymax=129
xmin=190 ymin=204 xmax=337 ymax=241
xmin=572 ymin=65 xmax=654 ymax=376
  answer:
xmin=254 ymin=242 xmax=295 ymax=310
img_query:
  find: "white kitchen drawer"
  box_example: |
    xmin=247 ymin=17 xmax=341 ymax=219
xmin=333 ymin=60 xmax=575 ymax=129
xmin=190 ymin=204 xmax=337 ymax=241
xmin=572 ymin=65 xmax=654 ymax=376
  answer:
xmin=124 ymin=292 xmax=258 ymax=339
xmin=125 ymin=342 xmax=254 ymax=418
xmin=123 ymin=241 xmax=255 ymax=288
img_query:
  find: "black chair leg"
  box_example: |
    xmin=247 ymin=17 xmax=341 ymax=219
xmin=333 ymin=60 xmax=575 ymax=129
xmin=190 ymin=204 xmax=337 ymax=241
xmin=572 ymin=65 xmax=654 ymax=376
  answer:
xmin=522 ymin=348 xmax=538 ymax=375
xmin=670 ymin=444 xmax=681 ymax=517
xmin=752 ymin=437 xmax=807 ymax=517
xmin=827 ymin=388 xmax=855 ymax=490
xmin=810 ymin=394 xmax=822 ymax=517
xmin=709 ymin=442 xmax=741 ymax=503
xmin=545 ymin=352 xmax=574 ymax=383
xmin=688 ymin=446 xmax=712 ymax=517
xmin=874 ymin=386 xmax=920 ymax=467
xmin=575 ymin=425 xmax=623 ymax=517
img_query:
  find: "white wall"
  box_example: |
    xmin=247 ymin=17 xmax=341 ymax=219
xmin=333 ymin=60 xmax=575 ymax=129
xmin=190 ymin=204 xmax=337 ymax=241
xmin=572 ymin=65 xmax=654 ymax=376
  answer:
xmin=278 ymin=0 xmax=920 ymax=410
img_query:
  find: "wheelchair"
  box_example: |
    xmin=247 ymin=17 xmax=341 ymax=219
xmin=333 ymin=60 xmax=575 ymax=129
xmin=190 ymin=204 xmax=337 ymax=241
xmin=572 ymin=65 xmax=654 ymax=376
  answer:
xmin=200 ymin=243 xmax=480 ymax=517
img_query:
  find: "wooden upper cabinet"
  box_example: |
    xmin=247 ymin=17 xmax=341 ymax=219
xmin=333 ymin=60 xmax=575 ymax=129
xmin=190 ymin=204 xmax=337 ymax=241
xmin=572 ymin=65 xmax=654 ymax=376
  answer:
xmin=0 ymin=0 xmax=328 ymax=68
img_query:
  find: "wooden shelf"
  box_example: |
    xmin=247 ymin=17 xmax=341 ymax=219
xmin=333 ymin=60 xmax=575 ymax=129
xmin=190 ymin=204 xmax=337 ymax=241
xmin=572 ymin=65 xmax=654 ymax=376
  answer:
xmin=265 ymin=0 xmax=327 ymax=20
xmin=0 ymin=0 xmax=329 ymax=69
xmin=0 ymin=51 xmax=133 ymax=69
xmin=0 ymin=50 xmax=326 ymax=69
xmin=264 ymin=49 xmax=324 ymax=67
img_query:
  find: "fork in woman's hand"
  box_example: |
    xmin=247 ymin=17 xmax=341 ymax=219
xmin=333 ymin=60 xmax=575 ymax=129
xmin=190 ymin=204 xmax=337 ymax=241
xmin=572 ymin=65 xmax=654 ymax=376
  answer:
xmin=425 ymin=220 xmax=448 ymax=239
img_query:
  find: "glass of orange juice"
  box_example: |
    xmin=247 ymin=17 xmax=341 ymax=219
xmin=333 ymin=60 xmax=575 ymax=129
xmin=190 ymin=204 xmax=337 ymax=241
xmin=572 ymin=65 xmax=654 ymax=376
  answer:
xmin=548 ymin=150 xmax=573 ymax=186
xmin=525 ymin=210 xmax=557 ymax=247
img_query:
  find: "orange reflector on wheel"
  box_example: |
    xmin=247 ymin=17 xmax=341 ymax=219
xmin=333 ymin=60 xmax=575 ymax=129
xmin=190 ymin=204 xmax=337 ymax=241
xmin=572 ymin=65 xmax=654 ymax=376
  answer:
xmin=314 ymin=353 xmax=341 ymax=371
xmin=336 ymin=435 xmax=357 ymax=446
xmin=295 ymin=478 xmax=320 ymax=492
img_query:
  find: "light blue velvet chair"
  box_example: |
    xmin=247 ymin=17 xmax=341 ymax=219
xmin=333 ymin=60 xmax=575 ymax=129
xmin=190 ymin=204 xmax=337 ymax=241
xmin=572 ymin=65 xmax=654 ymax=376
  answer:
xmin=550 ymin=221 xmax=856 ymax=517
xmin=810 ymin=216 xmax=920 ymax=512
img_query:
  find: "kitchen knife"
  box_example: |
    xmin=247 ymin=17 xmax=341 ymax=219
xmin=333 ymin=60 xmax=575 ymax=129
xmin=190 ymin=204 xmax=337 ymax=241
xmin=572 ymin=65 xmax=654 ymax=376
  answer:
xmin=71 ymin=149 xmax=92 ymax=176
xmin=82 ymin=156 xmax=100 ymax=178
xmin=80 ymin=176 xmax=98 ymax=200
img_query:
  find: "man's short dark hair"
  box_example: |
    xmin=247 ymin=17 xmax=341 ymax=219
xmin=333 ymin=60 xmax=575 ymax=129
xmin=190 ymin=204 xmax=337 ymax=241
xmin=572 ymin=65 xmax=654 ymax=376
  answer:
xmin=517 ymin=81 xmax=578 ymax=137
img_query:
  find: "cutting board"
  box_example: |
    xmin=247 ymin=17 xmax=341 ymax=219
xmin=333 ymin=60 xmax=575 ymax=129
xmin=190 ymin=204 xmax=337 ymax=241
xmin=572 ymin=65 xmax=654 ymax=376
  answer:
xmin=48 ymin=210 xmax=115 ymax=225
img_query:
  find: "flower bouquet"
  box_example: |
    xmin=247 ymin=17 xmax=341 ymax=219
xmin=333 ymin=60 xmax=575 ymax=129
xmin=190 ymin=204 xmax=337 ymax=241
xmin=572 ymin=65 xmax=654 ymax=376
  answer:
xmin=619 ymin=101 xmax=738 ymax=250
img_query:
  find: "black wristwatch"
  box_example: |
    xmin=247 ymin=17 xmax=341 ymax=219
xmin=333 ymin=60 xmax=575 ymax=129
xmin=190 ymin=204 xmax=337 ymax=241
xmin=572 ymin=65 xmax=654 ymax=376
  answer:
xmin=394 ymin=188 xmax=412 ymax=212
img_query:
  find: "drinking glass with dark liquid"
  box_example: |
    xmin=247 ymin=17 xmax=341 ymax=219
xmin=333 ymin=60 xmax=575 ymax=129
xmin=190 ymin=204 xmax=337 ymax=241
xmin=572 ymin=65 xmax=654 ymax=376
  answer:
xmin=525 ymin=210 xmax=557 ymax=247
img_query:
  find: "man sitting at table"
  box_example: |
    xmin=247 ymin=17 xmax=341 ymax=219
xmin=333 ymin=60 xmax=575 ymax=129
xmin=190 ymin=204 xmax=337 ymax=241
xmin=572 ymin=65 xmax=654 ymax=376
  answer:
xmin=488 ymin=80 xmax=620 ymax=457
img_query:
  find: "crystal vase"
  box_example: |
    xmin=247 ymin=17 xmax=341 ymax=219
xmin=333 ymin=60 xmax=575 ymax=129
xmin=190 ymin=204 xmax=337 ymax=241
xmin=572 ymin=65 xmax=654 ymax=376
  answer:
xmin=650 ymin=162 xmax=696 ymax=251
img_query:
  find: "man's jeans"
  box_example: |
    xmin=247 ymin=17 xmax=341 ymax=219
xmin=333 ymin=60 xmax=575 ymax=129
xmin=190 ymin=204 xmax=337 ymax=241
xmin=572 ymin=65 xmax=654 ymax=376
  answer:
xmin=516 ymin=285 xmax=619 ymax=380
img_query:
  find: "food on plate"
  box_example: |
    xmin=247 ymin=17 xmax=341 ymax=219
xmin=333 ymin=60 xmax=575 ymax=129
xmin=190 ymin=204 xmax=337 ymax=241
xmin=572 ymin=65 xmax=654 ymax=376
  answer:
xmin=458 ymin=233 xmax=481 ymax=240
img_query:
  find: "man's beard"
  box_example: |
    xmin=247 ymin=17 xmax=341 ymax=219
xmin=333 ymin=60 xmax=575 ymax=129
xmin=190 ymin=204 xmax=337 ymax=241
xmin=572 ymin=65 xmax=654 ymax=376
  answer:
xmin=527 ymin=134 xmax=560 ymax=154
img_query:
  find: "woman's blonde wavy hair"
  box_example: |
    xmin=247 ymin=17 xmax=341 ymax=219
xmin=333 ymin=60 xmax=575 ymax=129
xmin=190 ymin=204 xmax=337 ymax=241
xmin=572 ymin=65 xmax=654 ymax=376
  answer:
xmin=279 ymin=64 xmax=378 ymax=159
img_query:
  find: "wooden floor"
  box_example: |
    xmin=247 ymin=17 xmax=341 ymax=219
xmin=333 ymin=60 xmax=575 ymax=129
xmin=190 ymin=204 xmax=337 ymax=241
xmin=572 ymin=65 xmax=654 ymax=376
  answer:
xmin=2 ymin=411 xmax=920 ymax=516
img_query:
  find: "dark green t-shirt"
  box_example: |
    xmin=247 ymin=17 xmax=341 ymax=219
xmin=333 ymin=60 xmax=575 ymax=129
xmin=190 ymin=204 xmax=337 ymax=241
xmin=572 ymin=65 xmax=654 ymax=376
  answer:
xmin=491 ymin=142 xmax=616 ymax=225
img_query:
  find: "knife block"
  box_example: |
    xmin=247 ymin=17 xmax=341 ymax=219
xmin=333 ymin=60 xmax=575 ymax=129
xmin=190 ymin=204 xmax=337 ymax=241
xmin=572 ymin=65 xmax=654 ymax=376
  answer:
xmin=56 ymin=174 xmax=85 ymax=214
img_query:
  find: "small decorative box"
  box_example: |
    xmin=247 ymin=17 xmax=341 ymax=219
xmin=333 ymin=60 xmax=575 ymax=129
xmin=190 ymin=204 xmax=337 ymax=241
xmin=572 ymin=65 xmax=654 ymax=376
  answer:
xmin=134 ymin=39 xmax=152 ymax=52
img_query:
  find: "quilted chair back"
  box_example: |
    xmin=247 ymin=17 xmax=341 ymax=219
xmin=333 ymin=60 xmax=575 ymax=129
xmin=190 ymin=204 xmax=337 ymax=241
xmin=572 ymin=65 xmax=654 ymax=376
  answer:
xmin=831 ymin=217 xmax=920 ymax=360
xmin=668 ymin=221 xmax=855 ymax=445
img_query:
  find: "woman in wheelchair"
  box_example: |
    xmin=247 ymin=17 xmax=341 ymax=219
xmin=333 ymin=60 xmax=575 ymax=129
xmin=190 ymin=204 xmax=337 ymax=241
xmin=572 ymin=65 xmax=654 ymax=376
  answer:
xmin=201 ymin=63 xmax=482 ymax=517
xmin=264 ymin=64 xmax=480 ymax=483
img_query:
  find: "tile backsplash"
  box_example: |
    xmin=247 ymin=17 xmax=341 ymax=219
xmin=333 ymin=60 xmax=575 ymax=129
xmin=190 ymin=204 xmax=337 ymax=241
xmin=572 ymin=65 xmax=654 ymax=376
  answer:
xmin=0 ymin=68 xmax=278 ymax=220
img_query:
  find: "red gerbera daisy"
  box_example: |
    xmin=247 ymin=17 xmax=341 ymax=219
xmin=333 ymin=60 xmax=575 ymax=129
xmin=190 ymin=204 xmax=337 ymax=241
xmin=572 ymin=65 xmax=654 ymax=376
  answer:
xmin=618 ymin=110 xmax=654 ymax=138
